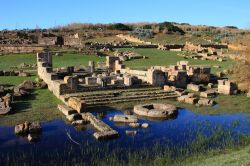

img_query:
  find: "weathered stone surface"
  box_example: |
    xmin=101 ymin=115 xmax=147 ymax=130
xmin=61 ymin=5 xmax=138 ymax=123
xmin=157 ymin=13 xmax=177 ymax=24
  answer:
xmin=141 ymin=123 xmax=149 ymax=128
xmin=177 ymin=94 xmax=198 ymax=105
xmin=128 ymin=123 xmax=140 ymax=128
xmin=13 ymin=86 xmax=30 ymax=97
xmin=15 ymin=121 xmax=29 ymax=135
xmin=93 ymin=130 xmax=119 ymax=140
xmin=163 ymin=85 xmax=176 ymax=92
xmin=200 ymin=90 xmax=217 ymax=98
xmin=177 ymin=95 xmax=186 ymax=102
xmin=18 ymin=80 xmax=34 ymax=90
xmin=187 ymin=93 xmax=196 ymax=98
xmin=58 ymin=104 xmax=77 ymax=116
xmin=187 ymin=84 xmax=201 ymax=92
xmin=0 ymin=105 xmax=11 ymax=115
xmin=134 ymin=103 xmax=177 ymax=118
xmin=185 ymin=97 xmax=198 ymax=104
xmin=67 ymin=97 xmax=86 ymax=113
xmin=218 ymin=80 xmax=237 ymax=95
xmin=112 ymin=115 xmax=138 ymax=123
xmin=81 ymin=112 xmax=119 ymax=140
xmin=175 ymin=90 xmax=184 ymax=96
xmin=207 ymin=83 xmax=214 ymax=88
xmin=198 ymin=98 xmax=215 ymax=106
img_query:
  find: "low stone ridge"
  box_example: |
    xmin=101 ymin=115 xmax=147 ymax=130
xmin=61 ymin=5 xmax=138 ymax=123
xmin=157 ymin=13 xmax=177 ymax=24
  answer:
xmin=133 ymin=103 xmax=177 ymax=118
xmin=81 ymin=112 xmax=119 ymax=140
xmin=177 ymin=93 xmax=199 ymax=105
xmin=200 ymin=89 xmax=217 ymax=98
xmin=198 ymin=98 xmax=215 ymax=106
xmin=111 ymin=115 xmax=138 ymax=123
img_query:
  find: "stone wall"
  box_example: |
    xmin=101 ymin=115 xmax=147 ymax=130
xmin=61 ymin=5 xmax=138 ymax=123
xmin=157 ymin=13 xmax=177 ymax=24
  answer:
xmin=120 ymin=68 xmax=166 ymax=86
xmin=218 ymin=80 xmax=236 ymax=95
xmin=38 ymin=37 xmax=57 ymax=45
xmin=64 ymin=37 xmax=82 ymax=46
xmin=158 ymin=44 xmax=185 ymax=51
xmin=184 ymin=42 xmax=228 ymax=52
xmin=37 ymin=52 xmax=77 ymax=98
xmin=116 ymin=34 xmax=152 ymax=45
xmin=0 ymin=45 xmax=44 ymax=54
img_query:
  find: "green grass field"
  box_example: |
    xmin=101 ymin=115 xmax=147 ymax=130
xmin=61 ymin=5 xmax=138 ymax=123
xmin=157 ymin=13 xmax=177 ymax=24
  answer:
xmin=0 ymin=53 xmax=105 ymax=70
xmin=120 ymin=48 xmax=234 ymax=73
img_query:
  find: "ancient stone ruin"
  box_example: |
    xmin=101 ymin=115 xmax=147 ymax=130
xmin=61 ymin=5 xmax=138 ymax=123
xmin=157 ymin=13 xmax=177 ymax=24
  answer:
xmin=15 ymin=121 xmax=42 ymax=142
xmin=218 ymin=80 xmax=237 ymax=95
xmin=133 ymin=103 xmax=177 ymax=118
xmin=36 ymin=51 xmax=219 ymax=139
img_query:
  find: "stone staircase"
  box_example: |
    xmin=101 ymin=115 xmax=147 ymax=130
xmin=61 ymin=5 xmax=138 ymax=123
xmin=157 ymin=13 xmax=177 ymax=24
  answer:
xmin=60 ymin=87 xmax=178 ymax=106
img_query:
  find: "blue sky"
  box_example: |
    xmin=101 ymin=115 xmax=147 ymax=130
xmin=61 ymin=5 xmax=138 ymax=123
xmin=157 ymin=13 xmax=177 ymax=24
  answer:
xmin=1 ymin=0 xmax=249 ymax=30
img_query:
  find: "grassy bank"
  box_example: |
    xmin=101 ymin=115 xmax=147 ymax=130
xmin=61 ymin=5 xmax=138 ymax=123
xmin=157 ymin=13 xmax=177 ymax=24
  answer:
xmin=120 ymin=48 xmax=234 ymax=73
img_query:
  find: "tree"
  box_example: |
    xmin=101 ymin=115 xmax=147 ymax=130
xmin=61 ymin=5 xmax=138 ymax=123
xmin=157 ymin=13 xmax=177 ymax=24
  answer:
xmin=107 ymin=23 xmax=132 ymax=31
xmin=158 ymin=22 xmax=185 ymax=35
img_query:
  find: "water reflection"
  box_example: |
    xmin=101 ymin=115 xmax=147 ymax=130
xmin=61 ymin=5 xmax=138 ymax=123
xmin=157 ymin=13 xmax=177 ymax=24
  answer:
xmin=0 ymin=109 xmax=249 ymax=152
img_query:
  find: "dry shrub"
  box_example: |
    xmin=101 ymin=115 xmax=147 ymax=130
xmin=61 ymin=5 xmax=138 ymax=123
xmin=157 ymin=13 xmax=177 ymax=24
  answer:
xmin=232 ymin=47 xmax=250 ymax=91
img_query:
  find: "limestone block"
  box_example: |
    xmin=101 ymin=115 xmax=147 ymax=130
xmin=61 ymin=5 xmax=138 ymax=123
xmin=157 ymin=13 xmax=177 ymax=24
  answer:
xmin=128 ymin=123 xmax=140 ymax=128
xmin=58 ymin=104 xmax=77 ymax=116
xmin=15 ymin=121 xmax=29 ymax=135
xmin=200 ymin=90 xmax=217 ymax=98
xmin=67 ymin=97 xmax=86 ymax=113
xmin=185 ymin=97 xmax=198 ymax=105
xmin=208 ymin=83 xmax=214 ymax=88
xmin=187 ymin=84 xmax=201 ymax=92
xmin=198 ymin=98 xmax=215 ymax=106
xmin=112 ymin=115 xmax=138 ymax=123
xmin=93 ymin=130 xmax=119 ymax=140
xmin=164 ymin=85 xmax=176 ymax=92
